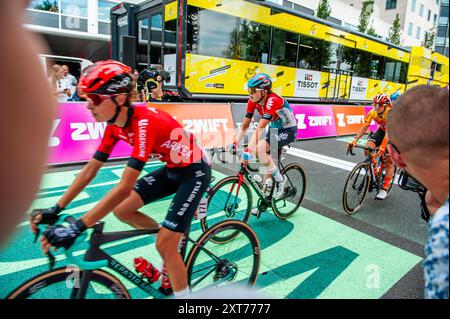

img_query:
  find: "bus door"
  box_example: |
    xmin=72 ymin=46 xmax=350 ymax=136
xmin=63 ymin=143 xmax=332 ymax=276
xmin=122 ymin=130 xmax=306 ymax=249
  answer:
xmin=323 ymin=68 xmax=352 ymax=100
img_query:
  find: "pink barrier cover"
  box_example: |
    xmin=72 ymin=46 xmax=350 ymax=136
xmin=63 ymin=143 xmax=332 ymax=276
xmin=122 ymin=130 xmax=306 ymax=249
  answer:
xmin=291 ymin=105 xmax=337 ymax=139
xmin=48 ymin=103 xmax=141 ymax=165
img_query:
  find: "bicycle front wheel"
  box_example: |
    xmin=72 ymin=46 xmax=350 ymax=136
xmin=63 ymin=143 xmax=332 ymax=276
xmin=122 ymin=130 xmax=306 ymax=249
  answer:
xmin=200 ymin=177 xmax=252 ymax=244
xmin=272 ymin=163 xmax=306 ymax=219
xmin=6 ymin=267 xmax=130 ymax=299
xmin=343 ymin=162 xmax=371 ymax=215
xmin=186 ymin=220 xmax=260 ymax=294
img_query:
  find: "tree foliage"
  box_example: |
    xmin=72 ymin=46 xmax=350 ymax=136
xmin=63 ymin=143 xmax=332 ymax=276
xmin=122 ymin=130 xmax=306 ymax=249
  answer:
xmin=424 ymin=28 xmax=436 ymax=49
xmin=358 ymin=1 xmax=373 ymax=33
xmin=317 ymin=0 xmax=331 ymax=20
xmin=388 ymin=14 xmax=402 ymax=45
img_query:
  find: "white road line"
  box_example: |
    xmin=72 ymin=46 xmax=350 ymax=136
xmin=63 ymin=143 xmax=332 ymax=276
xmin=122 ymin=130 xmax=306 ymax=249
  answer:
xmin=287 ymin=147 xmax=357 ymax=172
xmin=287 ymin=147 xmax=400 ymax=183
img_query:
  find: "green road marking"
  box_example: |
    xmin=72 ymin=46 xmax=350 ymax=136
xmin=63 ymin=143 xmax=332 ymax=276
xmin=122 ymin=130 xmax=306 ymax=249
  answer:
xmin=0 ymin=163 xmax=421 ymax=299
xmin=337 ymin=137 xmax=369 ymax=146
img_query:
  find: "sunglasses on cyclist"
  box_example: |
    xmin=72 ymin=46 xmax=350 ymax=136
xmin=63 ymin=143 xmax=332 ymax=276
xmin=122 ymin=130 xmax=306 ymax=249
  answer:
xmin=86 ymin=93 xmax=114 ymax=106
xmin=248 ymin=88 xmax=263 ymax=95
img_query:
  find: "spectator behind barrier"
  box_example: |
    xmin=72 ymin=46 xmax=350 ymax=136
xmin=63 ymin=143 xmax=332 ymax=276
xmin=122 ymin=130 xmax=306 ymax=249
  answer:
xmin=0 ymin=0 xmax=56 ymax=245
xmin=61 ymin=65 xmax=78 ymax=99
xmin=387 ymin=85 xmax=449 ymax=299
xmin=48 ymin=64 xmax=71 ymax=102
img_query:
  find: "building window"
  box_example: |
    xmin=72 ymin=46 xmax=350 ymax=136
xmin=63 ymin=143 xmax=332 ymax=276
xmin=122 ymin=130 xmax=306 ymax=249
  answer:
xmin=60 ymin=0 xmax=87 ymax=18
xmin=434 ymin=14 xmax=438 ymax=25
xmin=420 ymin=4 xmax=424 ymax=17
xmin=283 ymin=0 xmax=293 ymax=9
xmin=29 ymin=0 xmax=59 ymax=12
xmin=411 ymin=0 xmax=417 ymax=12
xmin=416 ymin=26 xmax=422 ymax=39
xmin=386 ymin=0 xmax=397 ymax=10
xmin=408 ymin=22 xmax=414 ymax=36
xmin=98 ymin=0 xmax=116 ymax=35
xmin=428 ymin=9 xmax=432 ymax=21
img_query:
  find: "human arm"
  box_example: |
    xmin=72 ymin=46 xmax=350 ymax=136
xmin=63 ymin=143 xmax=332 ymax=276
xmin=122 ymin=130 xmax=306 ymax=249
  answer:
xmin=1 ymin=0 xmax=57 ymax=244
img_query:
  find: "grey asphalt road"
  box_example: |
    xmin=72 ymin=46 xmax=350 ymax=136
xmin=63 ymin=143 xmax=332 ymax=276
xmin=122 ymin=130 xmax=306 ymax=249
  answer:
xmin=210 ymin=136 xmax=428 ymax=299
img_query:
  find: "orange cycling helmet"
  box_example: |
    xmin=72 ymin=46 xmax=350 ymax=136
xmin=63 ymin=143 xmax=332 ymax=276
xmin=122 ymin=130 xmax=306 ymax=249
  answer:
xmin=373 ymin=93 xmax=391 ymax=106
xmin=79 ymin=60 xmax=133 ymax=95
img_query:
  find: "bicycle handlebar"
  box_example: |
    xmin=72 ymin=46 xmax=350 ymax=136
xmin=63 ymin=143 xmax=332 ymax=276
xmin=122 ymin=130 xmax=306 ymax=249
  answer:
xmin=347 ymin=144 xmax=377 ymax=156
xmin=37 ymin=214 xmax=108 ymax=271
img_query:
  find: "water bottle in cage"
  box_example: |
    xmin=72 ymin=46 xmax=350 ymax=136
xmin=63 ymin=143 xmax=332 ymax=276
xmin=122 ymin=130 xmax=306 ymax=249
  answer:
xmin=252 ymin=174 xmax=264 ymax=190
xmin=134 ymin=257 xmax=161 ymax=284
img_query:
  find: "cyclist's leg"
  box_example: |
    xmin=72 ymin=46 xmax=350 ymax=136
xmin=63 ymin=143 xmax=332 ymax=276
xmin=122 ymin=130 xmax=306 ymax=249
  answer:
xmin=113 ymin=166 xmax=177 ymax=229
xmin=156 ymin=160 xmax=212 ymax=294
xmin=258 ymin=127 xmax=296 ymax=182
xmin=365 ymin=132 xmax=378 ymax=157
xmin=383 ymin=146 xmax=395 ymax=189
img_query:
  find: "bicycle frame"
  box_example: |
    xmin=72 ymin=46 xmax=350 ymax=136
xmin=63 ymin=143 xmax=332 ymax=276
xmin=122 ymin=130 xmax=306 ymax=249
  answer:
xmin=349 ymin=145 xmax=387 ymax=193
xmin=37 ymin=212 xmax=226 ymax=299
xmin=226 ymin=154 xmax=294 ymax=214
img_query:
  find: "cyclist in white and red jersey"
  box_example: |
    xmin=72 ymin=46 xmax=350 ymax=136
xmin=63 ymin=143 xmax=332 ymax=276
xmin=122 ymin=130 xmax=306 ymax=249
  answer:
xmin=29 ymin=60 xmax=211 ymax=299
xmin=230 ymin=73 xmax=297 ymax=203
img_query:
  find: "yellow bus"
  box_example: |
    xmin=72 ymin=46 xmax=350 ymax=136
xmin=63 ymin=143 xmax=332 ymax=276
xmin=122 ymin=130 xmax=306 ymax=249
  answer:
xmin=110 ymin=0 xmax=449 ymax=103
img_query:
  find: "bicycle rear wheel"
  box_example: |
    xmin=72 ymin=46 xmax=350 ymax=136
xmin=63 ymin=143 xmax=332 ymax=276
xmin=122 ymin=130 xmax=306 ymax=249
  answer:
xmin=343 ymin=162 xmax=371 ymax=215
xmin=272 ymin=163 xmax=306 ymax=219
xmin=186 ymin=220 xmax=260 ymax=294
xmin=6 ymin=267 xmax=130 ymax=299
xmin=200 ymin=177 xmax=252 ymax=244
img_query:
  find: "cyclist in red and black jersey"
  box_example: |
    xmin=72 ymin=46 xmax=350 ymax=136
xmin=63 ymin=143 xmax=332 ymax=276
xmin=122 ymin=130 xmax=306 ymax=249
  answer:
xmin=230 ymin=73 xmax=297 ymax=202
xmin=29 ymin=60 xmax=211 ymax=299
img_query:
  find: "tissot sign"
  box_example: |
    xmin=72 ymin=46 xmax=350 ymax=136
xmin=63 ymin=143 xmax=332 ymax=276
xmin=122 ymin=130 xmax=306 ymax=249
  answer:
xmin=295 ymin=70 xmax=321 ymax=98
xmin=350 ymin=77 xmax=369 ymax=100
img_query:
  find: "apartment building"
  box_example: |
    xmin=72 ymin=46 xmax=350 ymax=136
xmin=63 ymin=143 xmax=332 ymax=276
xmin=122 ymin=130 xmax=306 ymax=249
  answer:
xmin=25 ymin=0 xmax=142 ymax=61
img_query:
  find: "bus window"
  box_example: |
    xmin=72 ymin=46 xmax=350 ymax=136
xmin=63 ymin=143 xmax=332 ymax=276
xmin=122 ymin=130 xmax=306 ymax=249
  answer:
xmin=354 ymin=50 xmax=371 ymax=78
xmin=237 ymin=19 xmax=270 ymax=64
xmin=298 ymin=35 xmax=323 ymax=71
xmin=271 ymin=28 xmax=299 ymax=67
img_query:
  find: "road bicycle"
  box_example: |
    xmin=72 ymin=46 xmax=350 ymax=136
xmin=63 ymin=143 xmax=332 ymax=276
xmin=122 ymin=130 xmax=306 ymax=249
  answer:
xmin=6 ymin=214 xmax=260 ymax=299
xmin=343 ymin=145 xmax=397 ymax=215
xmin=202 ymin=143 xmax=306 ymax=244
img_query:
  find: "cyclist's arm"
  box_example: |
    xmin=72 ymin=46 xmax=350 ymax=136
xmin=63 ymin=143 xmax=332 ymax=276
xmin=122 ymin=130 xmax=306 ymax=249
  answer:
xmin=353 ymin=124 xmax=370 ymax=142
xmin=235 ymin=117 xmax=252 ymax=146
xmin=248 ymin=118 xmax=270 ymax=153
xmin=80 ymin=166 xmax=140 ymax=227
xmin=56 ymin=158 xmax=104 ymax=208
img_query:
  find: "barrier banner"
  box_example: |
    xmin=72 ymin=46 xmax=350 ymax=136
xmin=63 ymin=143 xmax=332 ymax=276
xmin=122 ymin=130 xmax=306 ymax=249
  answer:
xmin=332 ymin=105 xmax=369 ymax=136
xmin=291 ymin=105 xmax=336 ymax=139
xmin=48 ymin=103 xmax=139 ymax=165
xmin=148 ymin=102 xmax=235 ymax=149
